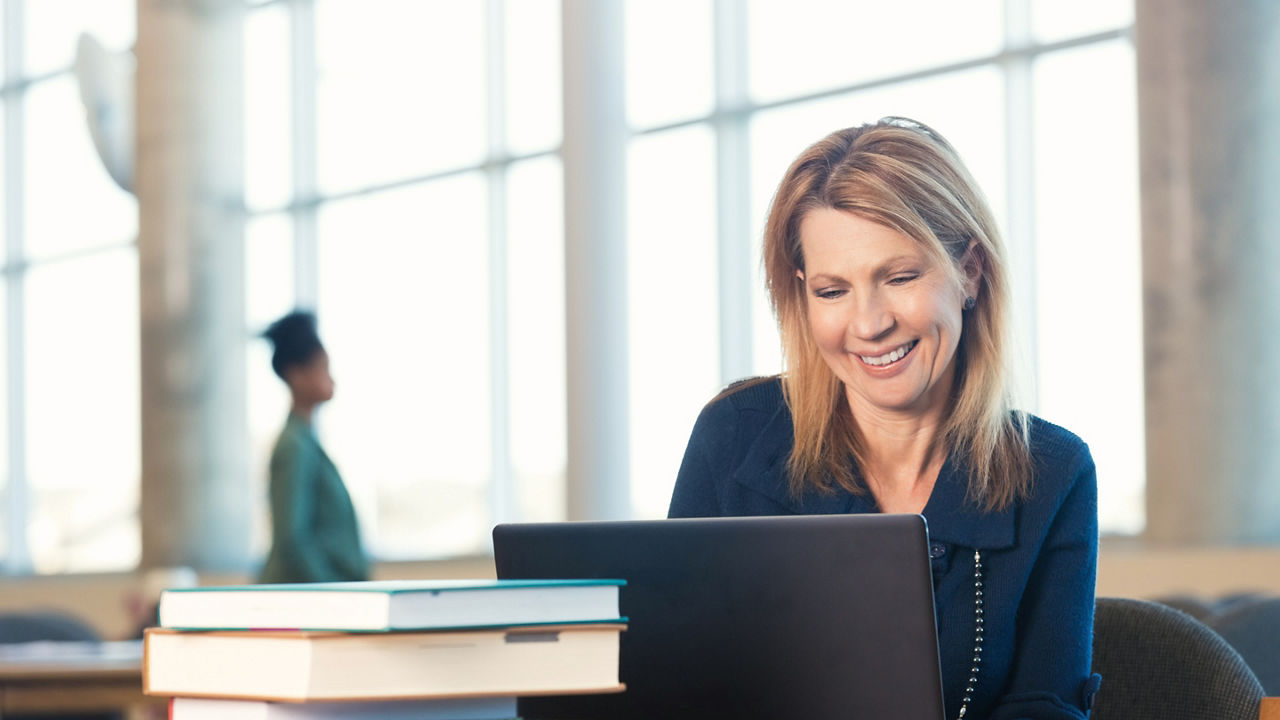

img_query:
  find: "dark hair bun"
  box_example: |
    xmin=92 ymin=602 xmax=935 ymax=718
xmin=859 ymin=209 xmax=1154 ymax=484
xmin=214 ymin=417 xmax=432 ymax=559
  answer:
xmin=263 ymin=310 xmax=324 ymax=379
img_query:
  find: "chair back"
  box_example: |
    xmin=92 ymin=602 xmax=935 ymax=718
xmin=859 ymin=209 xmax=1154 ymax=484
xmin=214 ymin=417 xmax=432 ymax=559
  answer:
xmin=1092 ymin=597 xmax=1264 ymax=720
xmin=1210 ymin=597 xmax=1280 ymax=695
xmin=1151 ymin=593 xmax=1216 ymax=622
xmin=0 ymin=609 xmax=101 ymax=643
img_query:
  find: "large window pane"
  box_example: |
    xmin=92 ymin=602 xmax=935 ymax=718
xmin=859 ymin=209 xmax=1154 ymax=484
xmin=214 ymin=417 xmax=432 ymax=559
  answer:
xmin=748 ymin=68 xmax=1006 ymax=376
xmin=628 ymin=125 xmax=719 ymax=518
xmin=748 ymin=0 xmax=1002 ymax=103
xmin=0 ymin=108 xmax=6 ymax=233
xmin=25 ymin=0 xmax=134 ymax=75
xmin=314 ymin=1 xmax=486 ymax=194
xmin=245 ymin=213 xmax=295 ymax=557
xmin=1032 ymin=0 xmax=1133 ymax=43
xmin=626 ymin=0 xmax=714 ymax=130
xmin=25 ymin=75 xmax=137 ymax=259
xmin=245 ymin=214 xmax=297 ymax=334
xmin=507 ymin=157 xmax=566 ymax=523
xmin=1033 ymin=41 xmax=1143 ymax=534
xmin=0 ymin=279 xmax=7 ymax=563
xmin=505 ymin=0 xmax=561 ymax=154
xmin=245 ymin=3 xmax=292 ymax=211
xmin=24 ymin=249 xmax=140 ymax=573
xmin=316 ymin=174 xmax=490 ymax=559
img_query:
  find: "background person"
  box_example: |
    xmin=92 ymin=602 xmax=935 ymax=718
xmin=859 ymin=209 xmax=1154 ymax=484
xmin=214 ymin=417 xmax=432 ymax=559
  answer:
xmin=258 ymin=310 xmax=369 ymax=584
xmin=669 ymin=117 xmax=1100 ymax=720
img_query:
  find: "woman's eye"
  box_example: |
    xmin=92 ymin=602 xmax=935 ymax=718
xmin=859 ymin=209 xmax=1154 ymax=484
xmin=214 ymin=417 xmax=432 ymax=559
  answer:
xmin=814 ymin=288 xmax=846 ymax=300
xmin=887 ymin=274 xmax=919 ymax=286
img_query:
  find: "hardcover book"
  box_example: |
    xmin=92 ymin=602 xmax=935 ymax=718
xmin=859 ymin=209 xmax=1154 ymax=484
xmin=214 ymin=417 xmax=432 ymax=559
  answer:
xmin=143 ymin=624 xmax=626 ymax=702
xmin=168 ymin=696 xmax=519 ymax=719
xmin=157 ymin=579 xmax=624 ymax=631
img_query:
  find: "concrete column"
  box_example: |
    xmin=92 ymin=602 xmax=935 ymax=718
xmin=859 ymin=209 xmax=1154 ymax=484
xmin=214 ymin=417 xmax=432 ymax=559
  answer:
xmin=136 ymin=0 xmax=249 ymax=569
xmin=1137 ymin=0 xmax=1280 ymax=542
xmin=562 ymin=0 xmax=630 ymax=520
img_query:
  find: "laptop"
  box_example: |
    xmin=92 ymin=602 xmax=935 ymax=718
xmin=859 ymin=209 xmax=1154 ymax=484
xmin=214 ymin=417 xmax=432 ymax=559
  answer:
xmin=493 ymin=513 xmax=946 ymax=720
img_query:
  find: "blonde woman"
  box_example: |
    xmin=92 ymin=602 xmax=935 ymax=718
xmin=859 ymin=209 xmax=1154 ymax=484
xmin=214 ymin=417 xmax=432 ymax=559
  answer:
xmin=670 ymin=118 xmax=1100 ymax=720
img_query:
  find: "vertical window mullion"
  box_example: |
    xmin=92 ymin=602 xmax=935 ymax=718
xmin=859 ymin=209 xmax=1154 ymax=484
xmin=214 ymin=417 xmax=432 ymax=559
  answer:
xmin=1002 ymin=0 xmax=1038 ymax=409
xmin=3 ymin=0 xmax=29 ymax=574
xmin=713 ymin=0 xmax=752 ymax=385
xmin=290 ymin=0 xmax=318 ymax=308
xmin=486 ymin=0 xmax=513 ymax=526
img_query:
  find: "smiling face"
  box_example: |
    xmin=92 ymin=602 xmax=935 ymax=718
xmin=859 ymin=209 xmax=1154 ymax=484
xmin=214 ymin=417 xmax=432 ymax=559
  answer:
xmin=798 ymin=207 xmax=979 ymax=422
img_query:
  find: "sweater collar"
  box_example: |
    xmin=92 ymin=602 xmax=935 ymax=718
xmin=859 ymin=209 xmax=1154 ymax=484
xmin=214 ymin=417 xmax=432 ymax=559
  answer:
xmin=920 ymin=454 xmax=1016 ymax=550
xmin=729 ymin=403 xmax=1016 ymax=550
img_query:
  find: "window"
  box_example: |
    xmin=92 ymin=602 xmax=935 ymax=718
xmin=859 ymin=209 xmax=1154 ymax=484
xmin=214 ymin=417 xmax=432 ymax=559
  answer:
xmin=315 ymin=176 xmax=493 ymax=558
xmin=312 ymin=1 xmax=487 ymax=195
xmin=625 ymin=1 xmax=1142 ymax=531
xmin=0 ymin=0 xmax=1145 ymax=576
xmin=1 ymin=0 xmax=1145 ymax=577
xmin=1 ymin=0 xmax=140 ymax=573
xmin=746 ymin=1 xmax=1004 ymax=102
xmin=244 ymin=0 xmax=565 ymax=562
xmin=627 ymin=125 xmax=720 ymax=519
xmin=244 ymin=1 xmax=1139 ymax=551
xmin=505 ymin=157 xmax=567 ymax=524
xmin=24 ymin=251 xmax=139 ymax=571
xmin=0 ymin=280 xmax=9 ymax=563
xmin=1032 ymin=39 xmax=1143 ymax=533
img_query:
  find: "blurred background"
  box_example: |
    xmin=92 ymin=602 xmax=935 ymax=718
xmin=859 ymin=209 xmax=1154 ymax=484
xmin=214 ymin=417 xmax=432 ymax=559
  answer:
xmin=0 ymin=0 xmax=1276 ymax=637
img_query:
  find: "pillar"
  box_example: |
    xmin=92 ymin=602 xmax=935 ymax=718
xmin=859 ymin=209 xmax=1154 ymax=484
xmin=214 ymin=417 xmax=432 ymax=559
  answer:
xmin=136 ymin=0 xmax=250 ymax=569
xmin=562 ymin=0 xmax=630 ymax=520
xmin=1137 ymin=0 xmax=1280 ymax=542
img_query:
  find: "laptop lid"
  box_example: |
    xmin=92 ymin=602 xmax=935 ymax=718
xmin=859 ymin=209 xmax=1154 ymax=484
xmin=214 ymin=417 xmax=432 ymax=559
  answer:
xmin=493 ymin=513 xmax=946 ymax=720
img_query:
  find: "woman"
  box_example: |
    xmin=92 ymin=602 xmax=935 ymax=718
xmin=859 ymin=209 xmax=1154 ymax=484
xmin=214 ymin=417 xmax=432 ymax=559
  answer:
xmin=669 ymin=118 xmax=1100 ymax=720
xmin=258 ymin=310 xmax=369 ymax=584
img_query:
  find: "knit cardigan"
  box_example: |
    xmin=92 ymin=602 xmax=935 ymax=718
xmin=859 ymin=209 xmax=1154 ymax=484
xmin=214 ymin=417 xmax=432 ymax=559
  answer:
xmin=668 ymin=377 xmax=1101 ymax=720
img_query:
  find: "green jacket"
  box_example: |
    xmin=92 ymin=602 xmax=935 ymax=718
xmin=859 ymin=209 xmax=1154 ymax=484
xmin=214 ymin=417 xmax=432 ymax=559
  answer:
xmin=258 ymin=414 xmax=369 ymax=584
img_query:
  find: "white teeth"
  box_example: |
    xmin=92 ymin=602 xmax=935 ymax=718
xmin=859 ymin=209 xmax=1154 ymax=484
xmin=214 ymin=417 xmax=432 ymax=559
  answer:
xmin=859 ymin=341 xmax=915 ymax=367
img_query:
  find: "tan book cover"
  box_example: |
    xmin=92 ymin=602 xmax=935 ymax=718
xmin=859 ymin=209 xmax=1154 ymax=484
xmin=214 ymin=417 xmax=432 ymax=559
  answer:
xmin=143 ymin=624 xmax=625 ymax=702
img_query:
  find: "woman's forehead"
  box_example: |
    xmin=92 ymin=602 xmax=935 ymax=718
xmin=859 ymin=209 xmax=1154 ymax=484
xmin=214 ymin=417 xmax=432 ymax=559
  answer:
xmin=798 ymin=209 xmax=933 ymax=264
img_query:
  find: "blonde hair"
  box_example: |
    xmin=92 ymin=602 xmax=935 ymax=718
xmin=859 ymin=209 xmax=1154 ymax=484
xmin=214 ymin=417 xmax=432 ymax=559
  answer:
xmin=763 ymin=117 xmax=1031 ymax=511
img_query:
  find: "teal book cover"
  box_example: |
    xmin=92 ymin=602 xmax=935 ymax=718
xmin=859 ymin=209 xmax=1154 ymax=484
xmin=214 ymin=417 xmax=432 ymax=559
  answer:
xmin=158 ymin=578 xmax=626 ymax=632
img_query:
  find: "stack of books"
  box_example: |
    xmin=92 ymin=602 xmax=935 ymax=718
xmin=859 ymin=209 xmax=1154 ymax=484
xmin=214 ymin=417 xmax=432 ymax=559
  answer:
xmin=142 ymin=578 xmax=627 ymax=719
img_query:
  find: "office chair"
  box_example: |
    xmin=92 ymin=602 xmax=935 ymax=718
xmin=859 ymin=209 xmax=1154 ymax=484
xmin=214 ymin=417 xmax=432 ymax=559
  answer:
xmin=1151 ymin=593 xmax=1216 ymax=622
xmin=1210 ymin=597 xmax=1280 ymax=695
xmin=0 ymin=609 xmax=103 ymax=644
xmin=1091 ymin=597 xmax=1264 ymax=720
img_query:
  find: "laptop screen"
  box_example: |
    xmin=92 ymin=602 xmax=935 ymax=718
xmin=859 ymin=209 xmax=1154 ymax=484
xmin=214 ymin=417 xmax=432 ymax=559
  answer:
xmin=493 ymin=513 xmax=946 ymax=720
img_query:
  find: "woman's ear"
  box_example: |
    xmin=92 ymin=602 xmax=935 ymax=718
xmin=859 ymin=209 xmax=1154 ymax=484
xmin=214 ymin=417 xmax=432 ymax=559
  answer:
xmin=961 ymin=241 xmax=984 ymax=300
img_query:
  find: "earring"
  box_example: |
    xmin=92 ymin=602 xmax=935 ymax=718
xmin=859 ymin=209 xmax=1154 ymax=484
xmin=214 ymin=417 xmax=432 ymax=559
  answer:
xmin=963 ymin=296 xmax=976 ymax=311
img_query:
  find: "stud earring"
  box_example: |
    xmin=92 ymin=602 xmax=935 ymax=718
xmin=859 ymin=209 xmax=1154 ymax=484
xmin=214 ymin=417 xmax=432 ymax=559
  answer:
xmin=963 ymin=296 xmax=976 ymax=311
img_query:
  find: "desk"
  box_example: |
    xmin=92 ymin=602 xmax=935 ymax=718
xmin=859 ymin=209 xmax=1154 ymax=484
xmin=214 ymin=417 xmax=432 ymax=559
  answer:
xmin=0 ymin=640 xmax=165 ymax=717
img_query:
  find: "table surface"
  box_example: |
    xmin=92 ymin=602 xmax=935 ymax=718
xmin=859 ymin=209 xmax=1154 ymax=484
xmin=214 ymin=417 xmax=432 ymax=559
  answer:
xmin=0 ymin=639 xmax=165 ymax=714
xmin=0 ymin=639 xmax=143 ymax=678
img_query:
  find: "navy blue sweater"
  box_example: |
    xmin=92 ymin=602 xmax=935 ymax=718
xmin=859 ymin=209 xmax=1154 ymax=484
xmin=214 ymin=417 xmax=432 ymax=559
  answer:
xmin=669 ymin=377 xmax=1100 ymax=720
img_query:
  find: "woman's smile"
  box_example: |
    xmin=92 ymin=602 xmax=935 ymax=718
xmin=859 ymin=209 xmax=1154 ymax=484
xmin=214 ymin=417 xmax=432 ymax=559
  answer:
xmin=857 ymin=338 xmax=919 ymax=368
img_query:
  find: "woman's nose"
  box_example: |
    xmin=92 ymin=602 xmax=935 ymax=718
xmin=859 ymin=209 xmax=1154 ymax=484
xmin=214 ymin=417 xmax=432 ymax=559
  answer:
xmin=849 ymin=292 xmax=894 ymax=341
